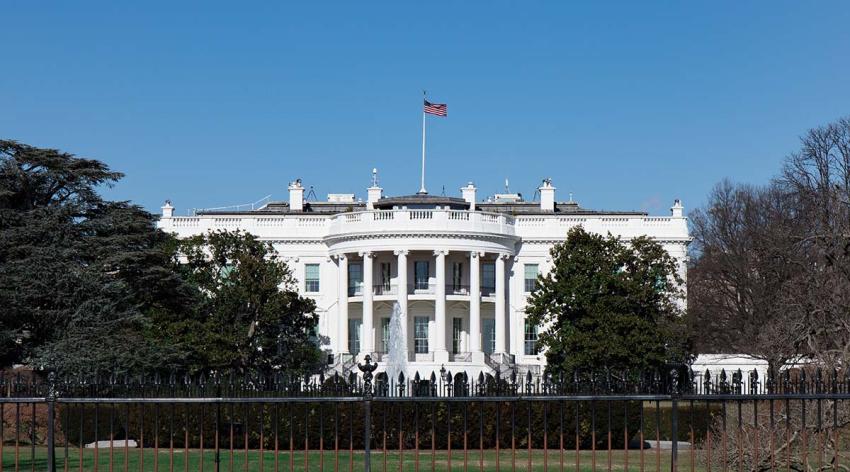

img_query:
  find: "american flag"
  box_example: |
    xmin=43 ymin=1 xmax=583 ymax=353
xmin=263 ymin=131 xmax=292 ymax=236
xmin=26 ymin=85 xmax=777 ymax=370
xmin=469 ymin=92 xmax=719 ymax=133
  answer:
xmin=424 ymin=100 xmax=447 ymax=116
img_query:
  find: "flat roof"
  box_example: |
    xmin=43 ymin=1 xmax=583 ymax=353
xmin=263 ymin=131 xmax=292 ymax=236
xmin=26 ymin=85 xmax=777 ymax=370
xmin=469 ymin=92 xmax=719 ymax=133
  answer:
xmin=195 ymin=197 xmax=647 ymax=217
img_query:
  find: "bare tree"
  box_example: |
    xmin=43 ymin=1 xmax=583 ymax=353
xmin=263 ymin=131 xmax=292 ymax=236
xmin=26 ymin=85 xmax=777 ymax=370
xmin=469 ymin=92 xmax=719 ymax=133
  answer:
xmin=780 ymin=117 xmax=850 ymax=369
xmin=688 ymin=180 xmax=804 ymax=369
xmin=689 ymin=117 xmax=850 ymax=370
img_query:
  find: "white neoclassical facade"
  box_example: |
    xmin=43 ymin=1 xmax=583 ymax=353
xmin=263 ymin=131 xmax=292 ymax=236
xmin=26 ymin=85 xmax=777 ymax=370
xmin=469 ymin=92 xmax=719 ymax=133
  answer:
xmin=157 ymin=174 xmax=690 ymax=379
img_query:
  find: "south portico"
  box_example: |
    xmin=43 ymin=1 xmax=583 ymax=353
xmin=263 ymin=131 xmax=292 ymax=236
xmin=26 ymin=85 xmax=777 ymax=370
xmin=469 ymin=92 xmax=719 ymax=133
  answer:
xmin=329 ymin=247 xmax=514 ymax=372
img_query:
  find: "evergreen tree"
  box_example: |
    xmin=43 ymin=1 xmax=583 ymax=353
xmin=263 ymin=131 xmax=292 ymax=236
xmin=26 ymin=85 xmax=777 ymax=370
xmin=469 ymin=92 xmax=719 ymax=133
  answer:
xmin=159 ymin=230 xmax=323 ymax=375
xmin=0 ymin=140 xmax=195 ymax=374
xmin=525 ymin=227 xmax=691 ymax=376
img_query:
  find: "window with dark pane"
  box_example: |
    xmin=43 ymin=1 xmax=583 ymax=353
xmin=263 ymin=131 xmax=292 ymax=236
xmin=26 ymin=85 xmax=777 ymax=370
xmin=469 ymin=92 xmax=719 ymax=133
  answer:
xmin=305 ymin=263 xmax=320 ymax=293
xmin=414 ymin=316 xmax=429 ymax=354
xmin=524 ymin=319 xmax=539 ymax=355
xmin=524 ymin=263 xmax=539 ymax=293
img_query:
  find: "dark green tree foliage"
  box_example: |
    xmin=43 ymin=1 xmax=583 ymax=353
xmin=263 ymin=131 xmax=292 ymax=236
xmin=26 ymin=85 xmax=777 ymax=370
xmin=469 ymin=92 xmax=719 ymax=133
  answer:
xmin=525 ymin=227 xmax=691 ymax=376
xmin=0 ymin=140 xmax=194 ymax=373
xmin=158 ymin=230 xmax=323 ymax=374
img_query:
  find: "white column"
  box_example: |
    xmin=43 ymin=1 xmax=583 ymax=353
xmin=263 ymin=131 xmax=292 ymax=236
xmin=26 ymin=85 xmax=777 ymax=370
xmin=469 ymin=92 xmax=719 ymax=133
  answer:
xmin=434 ymin=250 xmax=448 ymax=360
xmin=469 ymin=251 xmax=482 ymax=355
xmin=337 ymin=254 xmax=349 ymax=353
xmin=361 ymin=251 xmax=374 ymax=355
xmin=395 ymin=249 xmax=409 ymax=348
xmin=495 ymin=254 xmax=507 ymax=354
xmin=509 ymin=257 xmax=521 ymax=356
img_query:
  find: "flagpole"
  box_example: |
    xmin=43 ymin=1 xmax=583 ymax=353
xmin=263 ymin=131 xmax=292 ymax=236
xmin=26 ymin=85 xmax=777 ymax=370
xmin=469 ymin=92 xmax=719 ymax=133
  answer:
xmin=420 ymin=90 xmax=427 ymax=194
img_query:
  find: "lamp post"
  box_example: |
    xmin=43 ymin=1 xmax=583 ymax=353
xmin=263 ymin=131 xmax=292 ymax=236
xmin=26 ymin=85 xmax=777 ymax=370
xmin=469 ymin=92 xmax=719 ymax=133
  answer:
xmin=357 ymin=355 xmax=377 ymax=472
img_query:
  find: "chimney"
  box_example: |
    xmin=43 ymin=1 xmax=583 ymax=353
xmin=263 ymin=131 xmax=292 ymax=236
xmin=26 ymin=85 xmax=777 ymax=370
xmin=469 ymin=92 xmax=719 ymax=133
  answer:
xmin=367 ymin=168 xmax=383 ymax=209
xmin=461 ymin=182 xmax=477 ymax=210
xmin=161 ymin=200 xmax=174 ymax=218
xmin=539 ymin=178 xmax=555 ymax=212
xmin=671 ymin=199 xmax=684 ymax=218
xmin=289 ymin=179 xmax=304 ymax=212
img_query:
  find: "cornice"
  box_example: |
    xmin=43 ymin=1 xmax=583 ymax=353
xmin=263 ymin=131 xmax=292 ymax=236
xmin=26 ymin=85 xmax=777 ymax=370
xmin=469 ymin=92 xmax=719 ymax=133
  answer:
xmin=520 ymin=237 xmax=691 ymax=246
xmin=263 ymin=239 xmax=327 ymax=245
xmin=323 ymin=231 xmax=520 ymax=245
xmin=258 ymin=234 xmax=690 ymax=247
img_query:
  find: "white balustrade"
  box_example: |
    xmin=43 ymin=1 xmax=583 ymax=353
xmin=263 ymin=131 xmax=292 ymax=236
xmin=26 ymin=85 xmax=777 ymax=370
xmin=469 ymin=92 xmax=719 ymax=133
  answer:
xmin=513 ymin=215 xmax=689 ymax=240
xmin=325 ymin=209 xmax=516 ymax=238
xmin=162 ymin=210 xmax=686 ymax=244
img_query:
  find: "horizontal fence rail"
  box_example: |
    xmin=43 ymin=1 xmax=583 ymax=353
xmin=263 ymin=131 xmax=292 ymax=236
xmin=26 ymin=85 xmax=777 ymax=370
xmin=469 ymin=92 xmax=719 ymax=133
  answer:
xmin=3 ymin=365 xmax=850 ymax=472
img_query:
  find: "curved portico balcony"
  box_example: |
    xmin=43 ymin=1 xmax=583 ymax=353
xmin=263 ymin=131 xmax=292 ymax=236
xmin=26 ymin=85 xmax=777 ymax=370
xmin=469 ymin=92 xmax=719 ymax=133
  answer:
xmin=345 ymin=282 xmax=498 ymax=302
xmin=325 ymin=209 xmax=518 ymax=255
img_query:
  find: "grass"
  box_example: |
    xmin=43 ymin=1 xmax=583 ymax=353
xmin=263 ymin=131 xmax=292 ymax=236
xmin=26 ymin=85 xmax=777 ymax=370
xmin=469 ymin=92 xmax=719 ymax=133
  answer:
xmin=2 ymin=446 xmax=697 ymax=472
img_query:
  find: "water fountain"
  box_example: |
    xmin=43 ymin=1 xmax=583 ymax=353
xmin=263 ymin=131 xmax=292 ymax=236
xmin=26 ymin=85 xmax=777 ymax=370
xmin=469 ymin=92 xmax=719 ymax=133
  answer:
xmin=384 ymin=302 xmax=408 ymax=391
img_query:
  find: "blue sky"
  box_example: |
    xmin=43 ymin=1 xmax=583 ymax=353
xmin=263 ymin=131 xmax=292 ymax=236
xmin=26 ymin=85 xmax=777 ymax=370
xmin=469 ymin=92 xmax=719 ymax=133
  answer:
xmin=3 ymin=2 xmax=849 ymax=216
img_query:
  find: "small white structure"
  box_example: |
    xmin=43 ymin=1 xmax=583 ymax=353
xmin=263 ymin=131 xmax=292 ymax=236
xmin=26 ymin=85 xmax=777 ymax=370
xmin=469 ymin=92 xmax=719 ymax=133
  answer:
xmin=86 ymin=440 xmax=138 ymax=449
xmin=158 ymin=171 xmax=690 ymax=379
xmin=691 ymin=354 xmax=770 ymax=392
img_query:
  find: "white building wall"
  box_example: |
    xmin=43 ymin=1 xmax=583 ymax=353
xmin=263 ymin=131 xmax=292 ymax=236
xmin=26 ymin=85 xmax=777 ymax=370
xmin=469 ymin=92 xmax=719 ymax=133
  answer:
xmin=157 ymin=181 xmax=690 ymax=378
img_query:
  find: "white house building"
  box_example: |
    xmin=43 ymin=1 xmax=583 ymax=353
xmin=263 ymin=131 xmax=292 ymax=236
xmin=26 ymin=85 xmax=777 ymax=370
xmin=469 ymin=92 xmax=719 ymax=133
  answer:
xmin=157 ymin=173 xmax=690 ymax=380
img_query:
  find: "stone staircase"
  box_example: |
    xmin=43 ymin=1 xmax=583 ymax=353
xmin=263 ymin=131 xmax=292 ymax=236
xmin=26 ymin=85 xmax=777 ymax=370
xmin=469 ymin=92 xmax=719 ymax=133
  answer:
xmin=484 ymin=352 xmax=517 ymax=378
xmin=327 ymin=353 xmax=357 ymax=377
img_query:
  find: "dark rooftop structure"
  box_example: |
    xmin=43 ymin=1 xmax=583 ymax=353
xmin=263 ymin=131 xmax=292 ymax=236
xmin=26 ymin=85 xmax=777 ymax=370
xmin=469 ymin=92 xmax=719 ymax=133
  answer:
xmin=372 ymin=194 xmax=469 ymax=210
xmin=196 ymin=193 xmax=646 ymax=217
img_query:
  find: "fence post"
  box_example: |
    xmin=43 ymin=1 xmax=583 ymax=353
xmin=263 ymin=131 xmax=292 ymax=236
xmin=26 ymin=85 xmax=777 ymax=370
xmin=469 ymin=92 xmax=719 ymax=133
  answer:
xmin=358 ymin=355 xmax=377 ymax=472
xmin=364 ymin=399 xmax=372 ymax=472
xmin=46 ymin=371 xmax=57 ymax=472
xmin=215 ymin=384 xmax=222 ymax=472
xmin=670 ymin=368 xmax=679 ymax=472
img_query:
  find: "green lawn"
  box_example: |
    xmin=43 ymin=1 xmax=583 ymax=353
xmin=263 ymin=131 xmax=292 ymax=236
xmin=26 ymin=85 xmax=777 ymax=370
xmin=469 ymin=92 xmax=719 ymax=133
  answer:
xmin=2 ymin=446 xmax=697 ymax=472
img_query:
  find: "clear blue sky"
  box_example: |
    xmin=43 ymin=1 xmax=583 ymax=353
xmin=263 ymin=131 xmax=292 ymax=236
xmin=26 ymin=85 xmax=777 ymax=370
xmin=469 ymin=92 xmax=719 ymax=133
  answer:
xmin=3 ymin=2 xmax=849 ymax=216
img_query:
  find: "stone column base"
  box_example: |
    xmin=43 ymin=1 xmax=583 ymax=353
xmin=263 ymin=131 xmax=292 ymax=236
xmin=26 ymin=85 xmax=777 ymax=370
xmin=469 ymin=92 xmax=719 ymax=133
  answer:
xmin=470 ymin=351 xmax=486 ymax=364
xmin=433 ymin=350 xmax=450 ymax=364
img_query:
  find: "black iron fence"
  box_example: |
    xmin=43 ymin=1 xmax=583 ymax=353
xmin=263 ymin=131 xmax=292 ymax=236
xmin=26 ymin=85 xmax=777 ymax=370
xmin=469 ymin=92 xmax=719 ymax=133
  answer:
xmin=3 ymin=362 xmax=850 ymax=472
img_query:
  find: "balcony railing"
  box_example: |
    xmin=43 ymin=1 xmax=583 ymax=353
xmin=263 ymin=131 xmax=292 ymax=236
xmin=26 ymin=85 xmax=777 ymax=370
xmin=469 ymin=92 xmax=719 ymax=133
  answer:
xmin=373 ymin=284 xmax=397 ymax=296
xmin=410 ymin=282 xmax=436 ymax=294
xmin=348 ymin=283 xmax=498 ymax=297
xmin=446 ymin=284 xmax=470 ymax=295
xmin=449 ymin=352 xmax=473 ymax=362
xmin=348 ymin=282 xmax=364 ymax=297
xmin=327 ymin=209 xmax=516 ymax=238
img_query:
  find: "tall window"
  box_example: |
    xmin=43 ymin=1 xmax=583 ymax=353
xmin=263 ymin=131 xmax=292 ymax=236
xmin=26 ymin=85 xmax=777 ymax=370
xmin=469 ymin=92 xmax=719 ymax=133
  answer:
xmin=452 ymin=317 xmax=463 ymax=354
xmin=414 ymin=317 xmax=429 ymax=354
xmin=414 ymin=261 xmax=430 ymax=290
xmin=380 ymin=262 xmax=392 ymax=291
xmin=524 ymin=319 xmax=539 ymax=355
xmin=348 ymin=263 xmax=363 ymax=296
xmin=482 ymin=263 xmax=496 ymax=293
xmin=483 ymin=319 xmax=495 ymax=354
xmin=305 ymin=324 xmax=319 ymax=348
xmin=524 ymin=264 xmax=539 ymax=293
xmin=381 ymin=317 xmax=391 ymax=352
xmin=452 ymin=262 xmax=463 ymax=292
xmin=305 ymin=264 xmax=320 ymax=293
xmin=349 ymin=319 xmax=362 ymax=355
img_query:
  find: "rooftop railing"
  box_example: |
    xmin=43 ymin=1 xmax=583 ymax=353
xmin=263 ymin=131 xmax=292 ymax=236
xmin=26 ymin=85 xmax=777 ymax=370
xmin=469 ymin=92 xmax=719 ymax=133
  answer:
xmin=327 ymin=209 xmax=516 ymax=237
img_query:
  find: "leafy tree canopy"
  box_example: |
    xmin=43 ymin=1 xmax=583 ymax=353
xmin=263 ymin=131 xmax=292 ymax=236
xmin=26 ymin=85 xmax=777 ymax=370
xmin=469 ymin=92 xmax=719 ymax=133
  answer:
xmin=152 ymin=230 xmax=323 ymax=375
xmin=525 ymin=227 xmax=691 ymax=377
